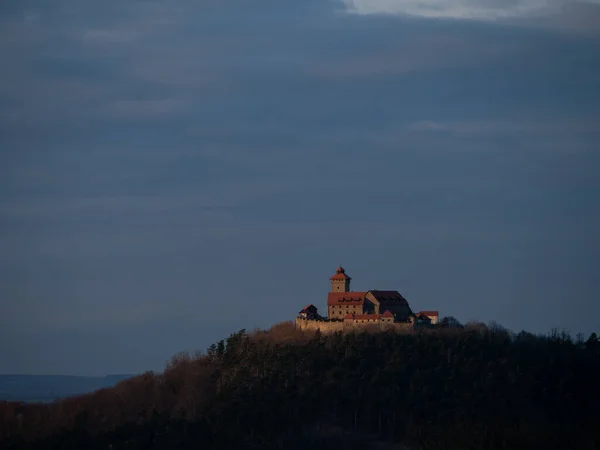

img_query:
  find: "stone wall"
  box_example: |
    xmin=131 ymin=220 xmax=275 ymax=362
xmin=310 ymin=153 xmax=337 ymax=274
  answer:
xmin=295 ymin=318 xmax=345 ymax=333
xmin=344 ymin=320 xmax=415 ymax=333
xmin=295 ymin=318 xmax=415 ymax=334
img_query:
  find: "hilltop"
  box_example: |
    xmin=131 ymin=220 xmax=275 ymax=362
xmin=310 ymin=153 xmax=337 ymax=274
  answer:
xmin=1 ymin=322 xmax=599 ymax=450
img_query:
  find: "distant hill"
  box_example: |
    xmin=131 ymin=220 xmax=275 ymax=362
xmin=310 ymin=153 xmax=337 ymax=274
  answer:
xmin=0 ymin=374 xmax=134 ymax=403
xmin=1 ymin=323 xmax=599 ymax=450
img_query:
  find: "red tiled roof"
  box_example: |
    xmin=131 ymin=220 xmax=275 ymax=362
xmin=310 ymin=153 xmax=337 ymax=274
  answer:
xmin=418 ymin=311 xmax=439 ymax=316
xmin=330 ymin=266 xmax=352 ymax=281
xmin=368 ymin=290 xmax=408 ymax=304
xmin=328 ymin=292 xmax=367 ymax=305
xmin=382 ymin=310 xmax=394 ymax=318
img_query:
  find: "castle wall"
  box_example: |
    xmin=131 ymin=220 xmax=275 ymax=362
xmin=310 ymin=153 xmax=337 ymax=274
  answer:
xmin=295 ymin=318 xmax=344 ymax=333
xmin=295 ymin=318 xmax=415 ymax=334
xmin=344 ymin=320 xmax=414 ymax=333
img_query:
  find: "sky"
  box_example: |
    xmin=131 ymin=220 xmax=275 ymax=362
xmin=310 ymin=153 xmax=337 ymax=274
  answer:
xmin=1 ymin=0 xmax=599 ymax=376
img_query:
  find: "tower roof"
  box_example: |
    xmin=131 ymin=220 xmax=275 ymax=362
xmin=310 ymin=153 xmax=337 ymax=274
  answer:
xmin=330 ymin=266 xmax=352 ymax=281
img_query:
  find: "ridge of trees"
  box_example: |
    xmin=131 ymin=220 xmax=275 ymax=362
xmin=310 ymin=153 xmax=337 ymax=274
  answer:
xmin=1 ymin=319 xmax=599 ymax=450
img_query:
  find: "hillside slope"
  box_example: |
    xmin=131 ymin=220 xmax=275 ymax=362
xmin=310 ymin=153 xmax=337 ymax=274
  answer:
xmin=2 ymin=323 xmax=599 ymax=450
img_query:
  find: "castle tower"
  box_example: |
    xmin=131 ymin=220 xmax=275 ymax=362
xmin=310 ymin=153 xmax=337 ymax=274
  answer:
xmin=330 ymin=266 xmax=351 ymax=292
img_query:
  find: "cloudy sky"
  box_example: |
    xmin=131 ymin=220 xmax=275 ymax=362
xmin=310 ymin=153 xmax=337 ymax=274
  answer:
xmin=1 ymin=0 xmax=599 ymax=375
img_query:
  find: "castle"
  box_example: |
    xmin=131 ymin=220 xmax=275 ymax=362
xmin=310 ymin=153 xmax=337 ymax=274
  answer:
xmin=295 ymin=266 xmax=439 ymax=333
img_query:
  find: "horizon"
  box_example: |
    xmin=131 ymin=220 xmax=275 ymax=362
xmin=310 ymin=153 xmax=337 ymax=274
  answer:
xmin=1 ymin=0 xmax=599 ymax=376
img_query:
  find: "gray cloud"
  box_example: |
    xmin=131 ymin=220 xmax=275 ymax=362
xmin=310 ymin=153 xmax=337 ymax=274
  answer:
xmin=2 ymin=0 xmax=599 ymax=139
xmin=344 ymin=0 xmax=600 ymax=26
xmin=407 ymin=118 xmax=600 ymax=139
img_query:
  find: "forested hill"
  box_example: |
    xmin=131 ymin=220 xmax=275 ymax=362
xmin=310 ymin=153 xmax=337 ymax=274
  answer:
xmin=2 ymin=322 xmax=600 ymax=450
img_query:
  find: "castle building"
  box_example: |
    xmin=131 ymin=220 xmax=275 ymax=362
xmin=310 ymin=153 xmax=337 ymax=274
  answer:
xmin=296 ymin=266 xmax=439 ymax=333
xmin=327 ymin=266 xmax=413 ymax=321
xmin=298 ymin=304 xmax=319 ymax=320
